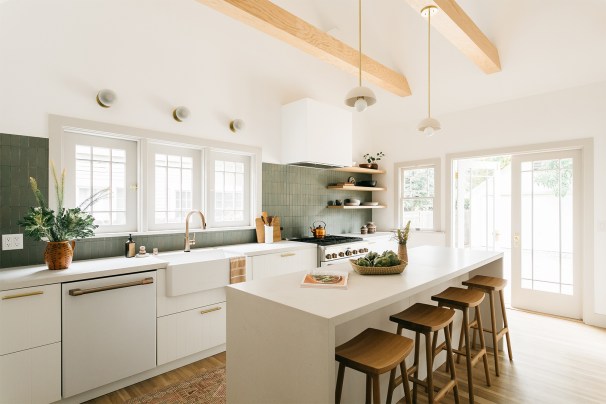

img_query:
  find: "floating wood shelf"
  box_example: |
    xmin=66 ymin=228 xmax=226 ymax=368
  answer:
xmin=327 ymin=185 xmax=386 ymax=191
xmin=332 ymin=167 xmax=386 ymax=174
xmin=326 ymin=205 xmax=386 ymax=209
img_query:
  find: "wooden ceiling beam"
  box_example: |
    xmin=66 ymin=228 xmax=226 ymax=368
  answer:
xmin=196 ymin=0 xmax=411 ymax=97
xmin=405 ymin=0 xmax=501 ymax=74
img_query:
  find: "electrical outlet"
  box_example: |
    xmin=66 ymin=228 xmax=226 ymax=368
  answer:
xmin=2 ymin=234 xmax=23 ymax=250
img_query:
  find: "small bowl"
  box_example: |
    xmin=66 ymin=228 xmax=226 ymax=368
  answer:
xmin=345 ymin=198 xmax=361 ymax=205
xmin=357 ymin=180 xmax=377 ymax=187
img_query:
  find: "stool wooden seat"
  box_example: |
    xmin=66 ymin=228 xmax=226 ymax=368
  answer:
xmin=463 ymin=275 xmax=513 ymax=377
xmin=389 ymin=303 xmax=459 ymax=404
xmin=335 ymin=328 xmax=413 ymax=404
xmin=432 ymin=287 xmax=491 ymax=404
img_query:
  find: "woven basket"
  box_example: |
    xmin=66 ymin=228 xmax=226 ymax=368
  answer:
xmin=350 ymin=259 xmax=407 ymax=275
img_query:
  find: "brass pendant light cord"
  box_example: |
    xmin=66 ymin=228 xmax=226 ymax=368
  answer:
xmin=428 ymin=8 xmax=431 ymax=118
xmin=358 ymin=0 xmax=362 ymax=87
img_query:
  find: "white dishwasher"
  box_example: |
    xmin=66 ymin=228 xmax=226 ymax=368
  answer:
xmin=62 ymin=271 xmax=157 ymax=397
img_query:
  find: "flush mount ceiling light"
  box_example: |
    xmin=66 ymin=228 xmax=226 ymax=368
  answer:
xmin=344 ymin=0 xmax=376 ymax=112
xmin=229 ymin=119 xmax=245 ymax=133
xmin=418 ymin=5 xmax=441 ymax=137
xmin=172 ymin=106 xmax=191 ymax=122
xmin=96 ymin=89 xmax=117 ymax=108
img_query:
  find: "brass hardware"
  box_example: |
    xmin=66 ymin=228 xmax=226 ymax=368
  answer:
xmin=2 ymin=290 xmax=44 ymax=300
xmin=200 ymin=306 xmax=222 ymax=315
xmin=280 ymin=252 xmax=296 ymax=257
xmin=69 ymin=277 xmax=154 ymax=296
xmin=184 ymin=210 xmax=207 ymax=252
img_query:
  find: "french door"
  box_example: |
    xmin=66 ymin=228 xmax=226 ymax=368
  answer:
xmin=511 ymin=150 xmax=582 ymax=319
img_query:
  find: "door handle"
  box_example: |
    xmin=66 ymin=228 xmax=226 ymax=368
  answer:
xmin=513 ymin=233 xmax=520 ymax=247
xmin=280 ymin=252 xmax=296 ymax=257
xmin=69 ymin=277 xmax=154 ymax=296
xmin=2 ymin=291 xmax=44 ymax=300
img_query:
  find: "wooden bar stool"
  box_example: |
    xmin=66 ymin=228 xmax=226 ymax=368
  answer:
xmin=389 ymin=303 xmax=459 ymax=404
xmin=462 ymin=275 xmax=513 ymax=377
xmin=431 ymin=287 xmax=491 ymax=404
xmin=335 ymin=328 xmax=413 ymax=404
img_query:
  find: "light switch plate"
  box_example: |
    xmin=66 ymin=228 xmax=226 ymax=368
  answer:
xmin=2 ymin=234 xmax=23 ymax=250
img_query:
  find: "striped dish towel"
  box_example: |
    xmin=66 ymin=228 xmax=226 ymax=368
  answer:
xmin=230 ymin=256 xmax=246 ymax=284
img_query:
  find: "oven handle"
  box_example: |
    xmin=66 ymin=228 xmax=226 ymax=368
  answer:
xmin=68 ymin=277 xmax=154 ymax=296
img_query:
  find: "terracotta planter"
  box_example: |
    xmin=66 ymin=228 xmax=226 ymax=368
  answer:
xmin=44 ymin=240 xmax=76 ymax=270
xmin=398 ymin=244 xmax=408 ymax=264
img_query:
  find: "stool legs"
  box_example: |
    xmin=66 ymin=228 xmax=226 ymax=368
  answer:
xmin=475 ymin=305 xmax=492 ymax=388
xmin=462 ymin=308 xmax=475 ymax=404
xmin=412 ymin=332 xmax=420 ymax=403
xmin=443 ymin=325 xmax=460 ymax=404
xmin=500 ymin=290 xmax=514 ymax=361
xmin=366 ymin=375 xmax=372 ymax=404
xmin=488 ymin=290 xmax=500 ymax=376
xmin=335 ymin=363 xmax=345 ymax=404
xmin=425 ymin=332 xmax=434 ymax=403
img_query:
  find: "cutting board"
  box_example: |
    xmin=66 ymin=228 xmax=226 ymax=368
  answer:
xmin=254 ymin=215 xmax=281 ymax=243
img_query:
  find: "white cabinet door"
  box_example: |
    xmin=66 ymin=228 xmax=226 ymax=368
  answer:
xmin=251 ymin=249 xmax=317 ymax=280
xmin=62 ymin=272 xmax=157 ymax=397
xmin=0 ymin=342 xmax=61 ymax=404
xmin=0 ymin=284 xmax=60 ymax=356
xmin=157 ymin=302 xmax=226 ymax=365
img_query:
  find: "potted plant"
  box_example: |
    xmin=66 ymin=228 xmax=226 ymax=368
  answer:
xmin=360 ymin=152 xmax=385 ymax=169
xmin=18 ymin=165 xmax=107 ymax=270
xmin=393 ymin=220 xmax=411 ymax=263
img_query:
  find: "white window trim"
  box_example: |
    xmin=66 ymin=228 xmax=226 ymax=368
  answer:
xmin=394 ymin=158 xmax=441 ymax=232
xmin=49 ymin=115 xmax=262 ymax=236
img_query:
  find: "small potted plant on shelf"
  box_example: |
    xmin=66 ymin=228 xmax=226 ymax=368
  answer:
xmin=393 ymin=220 xmax=411 ymax=263
xmin=360 ymin=152 xmax=385 ymax=169
xmin=18 ymin=164 xmax=108 ymax=270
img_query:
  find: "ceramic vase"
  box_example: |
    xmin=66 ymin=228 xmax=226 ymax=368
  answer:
xmin=398 ymin=244 xmax=408 ymax=264
xmin=44 ymin=240 xmax=75 ymax=270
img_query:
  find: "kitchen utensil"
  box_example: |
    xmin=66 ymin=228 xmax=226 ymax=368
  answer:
xmin=357 ymin=180 xmax=377 ymax=187
xmin=310 ymin=221 xmax=327 ymax=239
xmin=361 ymin=202 xmax=379 ymax=206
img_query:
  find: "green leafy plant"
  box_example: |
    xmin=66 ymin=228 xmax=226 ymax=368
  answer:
xmin=18 ymin=164 xmax=108 ymax=242
xmin=393 ymin=220 xmax=411 ymax=245
xmin=363 ymin=152 xmax=385 ymax=164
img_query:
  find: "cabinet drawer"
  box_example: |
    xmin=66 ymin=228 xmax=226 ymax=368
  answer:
xmin=156 ymin=269 xmax=226 ymax=317
xmin=157 ymin=302 xmax=226 ymax=365
xmin=251 ymin=249 xmax=316 ymax=280
xmin=0 ymin=342 xmax=61 ymax=404
xmin=0 ymin=284 xmax=61 ymax=355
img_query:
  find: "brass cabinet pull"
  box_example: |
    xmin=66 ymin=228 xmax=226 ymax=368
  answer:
xmin=200 ymin=306 xmax=222 ymax=315
xmin=280 ymin=252 xmax=296 ymax=257
xmin=2 ymin=291 xmax=44 ymax=300
xmin=69 ymin=277 xmax=154 ymax=296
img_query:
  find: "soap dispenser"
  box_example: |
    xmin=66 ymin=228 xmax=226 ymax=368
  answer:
xmin=125 ymin=234 xmax=136 ymax=258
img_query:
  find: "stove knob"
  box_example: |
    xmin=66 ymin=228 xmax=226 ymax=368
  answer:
xmin=338 ymin=252 xmax=345 ymax=257
xmin=332 ymin=253 xmax=338 ymax=259
xmin=326 ymin=254 xmax=332 ymax=260
xmin=352 ymin=250 xmax=358 ymax=255
xmin=363 ymin=248 xmax=369 ymax=253
xmin=345 ymin=250 xmax=352 ymax=256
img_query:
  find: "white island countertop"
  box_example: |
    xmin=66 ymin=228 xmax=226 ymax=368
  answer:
xmin=229 ymin=246 xmax=503 ymax=325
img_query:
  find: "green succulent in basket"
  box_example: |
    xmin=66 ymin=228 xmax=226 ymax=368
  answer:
xmin=18 ymin=163 xmax=108 ymax=242
xmin=394 ymin=220 xmax=412 ymax=246
xmin=355 ymin=250 xmax=400 ymax=267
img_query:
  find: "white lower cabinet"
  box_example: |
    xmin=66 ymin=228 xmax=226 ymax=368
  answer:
xmin=250 ymin=248 xmax=317 ymax=280
xmin=157 ymin=302 xmax=226 ymax=365
xmin=0 ymin=343 xmax=61 ymax=404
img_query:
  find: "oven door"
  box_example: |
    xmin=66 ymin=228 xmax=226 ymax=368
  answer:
xmin=321 ymin=256 xmax=361 ymax=267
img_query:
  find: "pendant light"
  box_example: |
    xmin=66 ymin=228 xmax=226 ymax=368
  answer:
xmin=418 ymin=5 xmax=441 ymax=137
xmin=344 ymin=0 xmax=376 ymax=112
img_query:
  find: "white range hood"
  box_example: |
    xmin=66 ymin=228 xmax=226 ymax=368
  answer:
xmin=281 ymin=98 xmax=352 ymax=168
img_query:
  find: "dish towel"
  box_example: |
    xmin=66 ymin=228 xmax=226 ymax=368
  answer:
xmin=230 ymin=256 xmax=247 ymax=284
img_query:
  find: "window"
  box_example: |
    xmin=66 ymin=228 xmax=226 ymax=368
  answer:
xmin=207 ymin=150 xmax=251 ymax=227
xmin=147 ymin=144 xmax=201 ymax=230
xmin=396 ymin=159 xmax=440 ymax=231
xmin=62 ymin=130 xmax=138 ymax=233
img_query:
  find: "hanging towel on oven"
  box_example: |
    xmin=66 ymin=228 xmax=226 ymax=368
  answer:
xmin=230 ymin=256 xmax=247 ymax=284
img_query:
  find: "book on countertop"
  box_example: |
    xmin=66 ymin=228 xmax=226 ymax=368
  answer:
xmin=300 ymin=270 xmax=349 ymax=289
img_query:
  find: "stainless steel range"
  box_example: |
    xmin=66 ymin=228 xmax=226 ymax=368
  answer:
xmin=290 ymin=236 xmax=369 ymax=267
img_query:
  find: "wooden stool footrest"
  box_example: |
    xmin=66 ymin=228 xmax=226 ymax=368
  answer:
xmin=409 ymin=376 xmax=456 ymax=402
xmin=452 ymin=348 xmax=487 ymax=367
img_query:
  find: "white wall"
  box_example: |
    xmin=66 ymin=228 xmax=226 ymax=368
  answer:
xmin=370 ymin=81 xmax=606 ymax=324
xmin=0 ymin=0 xmax=368 ymax=164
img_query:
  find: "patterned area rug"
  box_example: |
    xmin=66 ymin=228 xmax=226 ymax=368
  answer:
xmin=126 ymin=367 xmax=226 ymax=404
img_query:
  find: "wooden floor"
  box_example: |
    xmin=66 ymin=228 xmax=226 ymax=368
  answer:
xmin=89 ymin=309 xmax=606 ymax=403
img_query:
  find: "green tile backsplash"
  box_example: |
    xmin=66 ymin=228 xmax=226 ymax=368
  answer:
xmin=0 ymin=134 xmax=374 ymax=269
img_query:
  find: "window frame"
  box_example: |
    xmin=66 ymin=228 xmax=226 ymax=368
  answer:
xmin=394 ymin=158 xmax=441 ymax=231
xmin=49 ymin=115 xmax=261 ymax=236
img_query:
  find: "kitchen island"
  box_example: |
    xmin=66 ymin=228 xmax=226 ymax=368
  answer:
xmin=226 ymin=246 xmax=503 ymax=404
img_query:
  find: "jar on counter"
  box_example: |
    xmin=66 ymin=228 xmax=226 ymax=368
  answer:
xmin=366 ymin=222 xmax=377 ymax=234
xmin=360 ymin=225 xmax=368 ymax=235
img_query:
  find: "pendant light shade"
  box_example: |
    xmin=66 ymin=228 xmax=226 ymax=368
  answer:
xmin=418 ymin=5 xmax=441 ymax=136
xmin=345 ymin=0 xmax=376 ymax=112
xmin=345 ymin=86 xmax=377 ymax=112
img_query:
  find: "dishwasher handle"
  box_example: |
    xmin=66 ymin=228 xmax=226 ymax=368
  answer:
xmin=68 ymin=277 xmax=154 ymax=296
